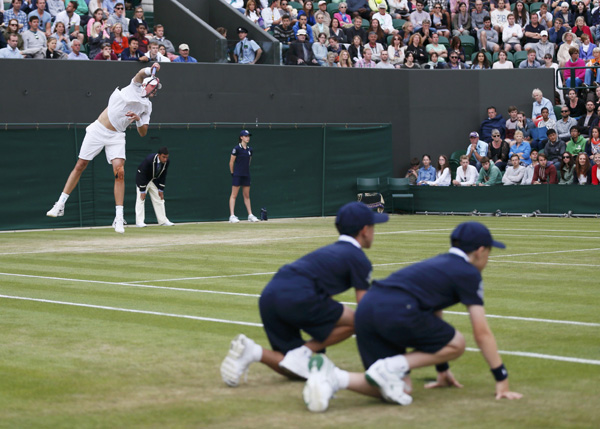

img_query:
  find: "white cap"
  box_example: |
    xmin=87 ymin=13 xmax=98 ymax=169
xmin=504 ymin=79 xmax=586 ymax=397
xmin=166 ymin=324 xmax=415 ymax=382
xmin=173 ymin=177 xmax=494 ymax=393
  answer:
xmin=561 ymin=1 xmax=569 ymax=6
xmin=318 ymin=0 xmax=326 ymax=5
xmin=297 ymin=29 xmax=307 ymax=36
xmin=540 ymin=30 xmax=548 ymax=36
xmin=179 ymin=43 xmax=189 ymax=50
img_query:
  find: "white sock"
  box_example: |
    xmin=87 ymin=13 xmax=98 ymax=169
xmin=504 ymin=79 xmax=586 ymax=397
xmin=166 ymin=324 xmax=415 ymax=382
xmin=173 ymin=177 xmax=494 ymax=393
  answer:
xmin=299 ymin=345 xmax=312 ymax=357
xmin=385 ymin=355 xmax=409 ymax=374
xmin=334 ymin=367 xmax=350 ymax=390
xmin=116 ymin=206 xmax=124 ymax=217
xmin=58 ymin=192 xmax=69 ymax=205
xmin=250 ymin=343 xmax=263 ymax=362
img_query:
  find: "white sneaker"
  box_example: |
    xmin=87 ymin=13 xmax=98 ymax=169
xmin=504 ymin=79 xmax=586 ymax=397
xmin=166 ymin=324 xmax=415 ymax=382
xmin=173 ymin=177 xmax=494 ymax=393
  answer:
xmin=365 ymin=359 xmax=413 ymax=406
xmin=220 ymin=334 xmax=257 ymax=387
xmin=248 ymin=214 xmax=259 ymax=222
xmin=161 ymin=221 xmax=174 ymax=226
xmin=136 ymin=222 xmax=147 ymax=228
xmin=303 ymin=354 xmax=339 ymax=412
xmin=279 ymin=346 xmax=312 ymax=379
xmin=113 ymin=216 xmax=125 ymax=234
xmin=229 ymin=215 xmax=240 ymax=223
xmin=46 ymin=202 xmax=64 ymax=217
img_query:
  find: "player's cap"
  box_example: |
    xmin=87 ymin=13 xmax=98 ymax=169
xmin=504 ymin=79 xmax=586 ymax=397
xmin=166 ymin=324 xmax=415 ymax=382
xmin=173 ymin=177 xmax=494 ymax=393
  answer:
xmin=540 ymin=30 xmax=548 ymax=36
xmin=240 ymin=129 xmax=252 ymax=137
xmin=336 ymin=202 xmax=388 ymax=236
xmin=469 ymin=131 xmax=479 ymax=138
xmin=179 ymin=43 xmax=190 ymax=50
xmin=451 ymin=222 xmax=505 ymax=253
xmin=238 ymin=27 xmax=248 ymax=34
xmin=378 ymin=2 xmax=386 ymax=8
xmin=141 ymin=76 xmax=161 ymax=98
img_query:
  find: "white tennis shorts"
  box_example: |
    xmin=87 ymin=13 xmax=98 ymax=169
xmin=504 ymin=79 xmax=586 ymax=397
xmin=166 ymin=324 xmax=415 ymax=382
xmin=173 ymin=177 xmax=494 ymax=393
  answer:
xmin=79 ymin=120 xmax=126 ymax=164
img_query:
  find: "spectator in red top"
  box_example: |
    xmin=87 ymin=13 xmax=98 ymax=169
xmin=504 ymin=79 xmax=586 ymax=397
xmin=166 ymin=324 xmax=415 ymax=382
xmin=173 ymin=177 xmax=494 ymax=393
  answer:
xmin=93 ymin=42 xmax=117 ymax=60
xmin=563 ymin=47 xmax=586 ymax=88
xmin=532 ymin=153 xmax=558 ymax=184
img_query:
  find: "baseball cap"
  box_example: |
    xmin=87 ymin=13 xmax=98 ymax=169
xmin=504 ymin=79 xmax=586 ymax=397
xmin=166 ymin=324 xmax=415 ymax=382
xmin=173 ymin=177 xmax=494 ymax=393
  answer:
xmin=179 ymin=43 xmax=189 ymax=50
xmin=318 ymin=0 xmax=326 ymax=5
xmin=540 ymin=30 xmax=548 ymax=36
xmin=240 ymin=129 xmax=252 ymax=137
xmin=561 ymin=1 xmax=569 ymax=6
xmin=450 ymin=222 xmax=505 ymax=253
xmin=238 ymin=26 xmax=248 ymax=34
xmin=297 ymin=29 xmax=307 ymax=36
xmin=335 ymin=202 xmax=389 ymax=236
xmin=378 ymin=2 xmax=386 ymax=8
xmin=469 ymin=131 xmax=479 ymax=138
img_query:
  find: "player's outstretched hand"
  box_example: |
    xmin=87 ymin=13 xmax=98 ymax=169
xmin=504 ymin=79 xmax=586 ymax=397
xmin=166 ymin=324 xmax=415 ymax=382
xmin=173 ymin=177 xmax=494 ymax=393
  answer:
xmin=495 ymin=379 xmax=523 ymax=400
xmin=425 ymin=370 xmax=463 ymax=389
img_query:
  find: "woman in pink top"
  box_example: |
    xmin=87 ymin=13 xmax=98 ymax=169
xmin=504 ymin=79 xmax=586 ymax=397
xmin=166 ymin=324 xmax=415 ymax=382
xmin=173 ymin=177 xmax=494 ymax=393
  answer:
xmin=334 ymin=2 xmax=353 ymax=28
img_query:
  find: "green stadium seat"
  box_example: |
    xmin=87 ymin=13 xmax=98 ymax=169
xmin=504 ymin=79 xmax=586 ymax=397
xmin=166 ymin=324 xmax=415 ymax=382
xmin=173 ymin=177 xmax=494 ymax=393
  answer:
xmin=289 ymin=1 xmax=303 ymax=10
xmin=392 ymin=19 xmax=406 ymax=30
xmin=438 ymin=35 xmax=450 ymax=49
xmin=357 ymin=177 xmax=380 ymax=193
xmin=513 ymin=50 xmax=529 ymax=66
xmin=327 ymin=3 xmax=339 ymax=18
xmin=387 ymin=178 xmax=414 ymax=214
xmin=554 ymin=105 xmax=562 ymax=119
xmin=450 ymin=150 xmax=466 ymax=161
xmin=361 ymin=18 xmax=370 ymax=29
xmin=529 ymin=2 xmax=543 ymax=14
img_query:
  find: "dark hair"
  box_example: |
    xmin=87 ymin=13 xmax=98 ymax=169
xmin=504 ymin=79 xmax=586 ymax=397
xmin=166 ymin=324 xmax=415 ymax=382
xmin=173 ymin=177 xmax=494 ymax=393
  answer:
xmin=422 ymin=154 xmax=431 ymax=160
xmin=570 ymin=126 xmax=580 ymax=133
xmin=437 ymin=155 xmax=449 ymax=172
xmin=541 ymin=107 xmax=549 ymax=113
xmin=513 ymin=1 xmax=528 ymax=25
xmin=410 ymin=157 xmax=420 ymax=166
xmin=575 ymin=152 xmax=591 ymax=176
xmin=28 ymin=15 xmax=39 ymax=22
xmin=158 ymin=147 xmax=169 ymax=155
xmin=560 ymin=151 xmax=573 ymax=170
xmin=591 ymin=126 xmax=600 ymax=138
xmin=508 ymin=105 xmax=518 ymax=113
xmin=538 ymin=152 xmax=547 ymax=160
xmin=546 ymin=128 xmax=556 ymax=135
xmin=480 ymin=156 xmax=490 ymax=164
xmin=368 ymin=20 xmax=385 ymax=41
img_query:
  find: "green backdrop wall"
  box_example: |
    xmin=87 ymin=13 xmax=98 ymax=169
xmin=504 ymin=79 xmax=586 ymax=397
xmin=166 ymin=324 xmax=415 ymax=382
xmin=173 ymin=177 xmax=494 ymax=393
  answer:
xmin=4 ymin=124 xmax=392 ymax=231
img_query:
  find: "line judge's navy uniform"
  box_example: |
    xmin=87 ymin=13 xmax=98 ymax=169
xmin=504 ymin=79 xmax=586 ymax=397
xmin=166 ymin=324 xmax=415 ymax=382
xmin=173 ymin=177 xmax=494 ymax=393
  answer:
xmin=259 ymin=236 xmax=372 ymax=354
xmin=355 ymin=247 xmax=484 ymax=369
xmin=232 ymin=143 xmax=252 ymax=187
xmin=136 ymin=153 xmax=169 ymax=192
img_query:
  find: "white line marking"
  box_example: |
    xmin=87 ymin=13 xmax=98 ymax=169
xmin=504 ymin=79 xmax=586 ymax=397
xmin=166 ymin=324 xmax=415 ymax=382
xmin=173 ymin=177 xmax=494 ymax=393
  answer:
xmin=1 ymin=271 xmax=597 ymax=328
xmin=0 ymin=294 xmax=263 ymax=327
xmin=490 ymin=248 xmax=600 ymax=258
xmin=465 ymin=348 xmax=600 ymax=366
xmin=0 ymin=294 xmax=597 ymax=366
xmin=128 ymin=272 xmax=278 ymax=284
xmin=490 ymin=260 xmax=600 ymax=268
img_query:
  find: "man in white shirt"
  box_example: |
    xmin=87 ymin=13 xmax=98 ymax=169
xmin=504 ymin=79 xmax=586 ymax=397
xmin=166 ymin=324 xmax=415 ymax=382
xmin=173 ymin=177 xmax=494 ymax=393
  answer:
xmin=54 ymin=1 xmax=81 ymax=41
xmin=46 ymin=64 xmax=162 ymax=234
xmin=373 ymin=3 xmax=397 ymax=35
xmin=262 ymin=0 xmax=282 ymax=31
xmin=376 ymin=50 xmax=395 ymax=68
xmin=502 ymin=154 xmax=526 ymax=185
xmin=502 ymin=13 xmax=523 ymax=52
xmin=452 ymin=155 xmax=479 ymax=186
xmin=144 ymin=41 xmax=171 ymax=62
xmin=491 ymin=0 xmax=510 ymax=34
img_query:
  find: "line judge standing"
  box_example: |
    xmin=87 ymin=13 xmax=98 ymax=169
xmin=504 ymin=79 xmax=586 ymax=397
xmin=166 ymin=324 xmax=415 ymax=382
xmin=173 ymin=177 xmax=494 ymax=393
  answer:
xmin=135 ymin=147 xmax=174 ymax=227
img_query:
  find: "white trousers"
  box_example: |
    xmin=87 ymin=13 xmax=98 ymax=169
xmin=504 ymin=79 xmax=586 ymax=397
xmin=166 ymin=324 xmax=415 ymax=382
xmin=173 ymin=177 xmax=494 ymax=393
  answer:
xmin=135 ymin=181 xmax=170 ymax=225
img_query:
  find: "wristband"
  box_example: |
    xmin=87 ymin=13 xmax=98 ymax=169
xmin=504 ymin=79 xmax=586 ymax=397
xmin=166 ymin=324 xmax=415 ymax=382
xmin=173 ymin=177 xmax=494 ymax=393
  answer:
xmin=435 ymin=362 xmax=449 ymax=373
xmin=491 ymin=363 xmax=508 ymax=382
xmin=144 ymin=67 xmax=152 ymax=76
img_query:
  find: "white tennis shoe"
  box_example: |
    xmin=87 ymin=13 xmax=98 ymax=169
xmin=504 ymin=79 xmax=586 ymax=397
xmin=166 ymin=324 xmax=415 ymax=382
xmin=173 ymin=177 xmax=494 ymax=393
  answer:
xmin=161 ymin=221 xmax=175 ymax=226
xmin=248 ymin=214 xmax=259 ymax=222
xmin=113 ymin=216 xmax=125 ymax=234
xmin=46 ymin=202 xmax=64 ymax=217
xmin=136 ymin=222 xmax=147 ymax=228
xmin=279 ymin=345 xmax=312 ymax=379
xmin=229 ymin=215 xmax=240 ymax=223
xmin=220 ymin=334 xmax=256 ymax=387
xmin=303 ymin=354 xmax=339 ymax=412
xmin=365 ymin=359 xmax=413 ymax=406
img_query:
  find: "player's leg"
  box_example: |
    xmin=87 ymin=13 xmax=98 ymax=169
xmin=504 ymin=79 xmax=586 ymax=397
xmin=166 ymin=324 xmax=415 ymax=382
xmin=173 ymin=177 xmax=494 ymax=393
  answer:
xmin=242 ymin=182 xmax=258 ymax=221
xmin=46 ymin=158 xmax=90 ymax=217
xmin=111 ymin=158 xmax=126 ymax=233
xmin=135 ymin=184 xmax=147 ymax=227
xmin=229 ymin=183 xmax=240 ymax=222
xmin=303 ymin=305 xmax=355 ymax=352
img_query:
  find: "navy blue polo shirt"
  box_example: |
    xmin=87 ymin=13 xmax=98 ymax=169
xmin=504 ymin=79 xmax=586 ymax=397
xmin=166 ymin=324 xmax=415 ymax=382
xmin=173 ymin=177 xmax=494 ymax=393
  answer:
xmin=374 ymin=248 xmax=484 ymax=311
xmin=278 ymin=238 xmax=372 ymax=297
xmin=232 ymin=144 xmax=252 ymax=177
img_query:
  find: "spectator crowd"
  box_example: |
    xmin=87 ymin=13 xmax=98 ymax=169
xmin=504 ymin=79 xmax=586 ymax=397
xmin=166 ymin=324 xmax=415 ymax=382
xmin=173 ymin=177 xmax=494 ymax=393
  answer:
xmin=0 ymin=0 xmax=198 ymax=62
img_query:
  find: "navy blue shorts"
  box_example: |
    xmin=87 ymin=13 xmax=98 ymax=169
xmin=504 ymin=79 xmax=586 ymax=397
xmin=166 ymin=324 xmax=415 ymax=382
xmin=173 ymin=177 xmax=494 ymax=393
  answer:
xmin=355 ymin=285 xmax=456 ymax=369
xmin=258 ymin=271 xmax=344 ymax=354
xmin=232 ymin=175 xmax=251 ymax=187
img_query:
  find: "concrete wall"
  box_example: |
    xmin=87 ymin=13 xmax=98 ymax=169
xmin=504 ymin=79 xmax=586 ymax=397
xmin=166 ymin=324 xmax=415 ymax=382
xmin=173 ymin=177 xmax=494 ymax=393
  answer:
xmin=0 ymin=59 xmax=555 ymax=175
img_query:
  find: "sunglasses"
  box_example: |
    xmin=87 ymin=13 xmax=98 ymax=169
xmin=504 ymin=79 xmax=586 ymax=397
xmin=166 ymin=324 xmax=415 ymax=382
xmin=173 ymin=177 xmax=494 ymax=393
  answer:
xmin=563 ymin=156 xmax=571 ymax=159
xmin=450 ymin=56 xmax=458 ymax=59
xmin=561 ymin=110 xmax=569 ymax=113
xmin=492 ymin=134 xmax=500 ymax=137
xmin=115 ymin=6 xmax=124 ymax=9
xmin=9 ymin=23 xmax=17 ymax=26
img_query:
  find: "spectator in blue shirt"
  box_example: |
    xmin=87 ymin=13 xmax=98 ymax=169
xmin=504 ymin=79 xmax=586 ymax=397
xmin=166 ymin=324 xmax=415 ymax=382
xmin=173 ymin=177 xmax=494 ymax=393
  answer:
xmin=0 ymin=33 xmax=23 ymax=58
xmin=417 ymin=154 xmax=436 ymax=185
xmin=466 ymin=131 xmax=489 ymax=170
xmin=233 ymin=27 xmax=262 ymax=64
xmin=172 ymin=43 xmax=198 ymax=63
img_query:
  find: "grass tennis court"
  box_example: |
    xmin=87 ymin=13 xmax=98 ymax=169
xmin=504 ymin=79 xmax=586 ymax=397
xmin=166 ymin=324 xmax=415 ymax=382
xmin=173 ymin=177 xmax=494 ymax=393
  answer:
xmin=0 ymin=216 xmax=598 ymax=428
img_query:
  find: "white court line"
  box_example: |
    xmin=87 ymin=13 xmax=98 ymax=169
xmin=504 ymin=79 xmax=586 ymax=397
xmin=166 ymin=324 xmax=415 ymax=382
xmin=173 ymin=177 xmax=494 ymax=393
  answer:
xmin=0 ymin=271 xmax=597 ymax=328
xmin=491 ymin=260 xmax=600 ymax=268
xmin=0 ymin=294 xmax=597 ymax=366
xmin=128 ymin=272 xmax=278 ymax=284
xmin=490 ymin=248 xmax=600 ymax=258
xmin=464 ymin=348 xmax=600 ymax=366
xmin=0 ymin=228 xmax=452 ymax=257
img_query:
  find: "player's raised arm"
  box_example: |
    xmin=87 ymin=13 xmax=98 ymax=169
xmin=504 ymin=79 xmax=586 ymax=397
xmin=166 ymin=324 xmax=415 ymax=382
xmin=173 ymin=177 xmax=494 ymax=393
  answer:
xmin=134 ymin=63 xmax=160 ymax=84
xmin=468 ymin=304 xmax=523 ymax=400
